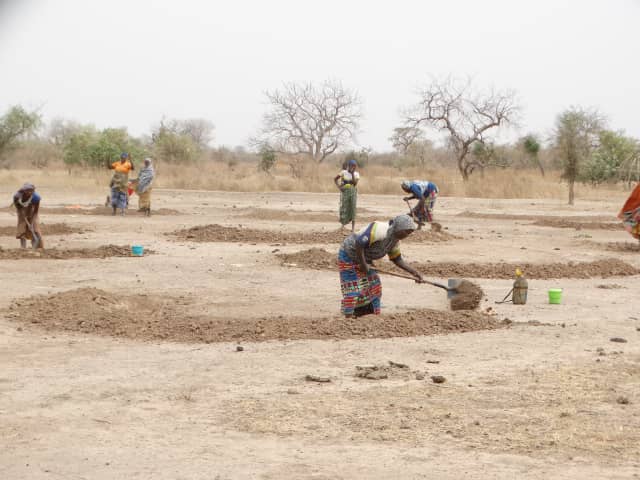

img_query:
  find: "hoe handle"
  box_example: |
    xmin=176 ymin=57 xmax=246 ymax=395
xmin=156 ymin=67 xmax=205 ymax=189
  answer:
xmin=375 ymin=267 xmax=452 ymax=291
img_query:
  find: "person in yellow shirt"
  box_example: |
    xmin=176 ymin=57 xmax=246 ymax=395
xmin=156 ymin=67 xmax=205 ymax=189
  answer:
xmin=108 ymin=152 xmax=135 ymax=215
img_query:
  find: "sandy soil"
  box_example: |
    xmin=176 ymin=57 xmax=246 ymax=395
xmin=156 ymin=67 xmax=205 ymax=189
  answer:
xmin=1 ymin=189 xmax=639 ymax=479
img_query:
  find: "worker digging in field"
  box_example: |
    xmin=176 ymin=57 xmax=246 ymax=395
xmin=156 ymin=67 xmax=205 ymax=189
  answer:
xmin=130 ymin=157 xmax=155 ymax=216
xmin=619 ymin=181 xmax=640 ymax=242
xmin=401 ymin=179 xmax=439 ymax=229
xmin=12 ymin=182 xmax=43 ymax=249
xmin=108 ymin=152 xmax=135 ymax=216
xmin=334 ymin=159 xmax=360 ymax=232
xmin=338 ymin=214 xmax=424 ymax=317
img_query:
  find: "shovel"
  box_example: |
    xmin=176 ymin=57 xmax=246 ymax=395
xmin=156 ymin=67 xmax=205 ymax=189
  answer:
xmin=375 ymin=266 xmax=459 ymax=298
xmin=25 ymin=219 xmax=41 ymax=249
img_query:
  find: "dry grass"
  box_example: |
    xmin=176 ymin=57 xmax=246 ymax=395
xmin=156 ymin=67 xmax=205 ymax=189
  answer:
xmin=0 ymin=161 xmax=629 ymax=201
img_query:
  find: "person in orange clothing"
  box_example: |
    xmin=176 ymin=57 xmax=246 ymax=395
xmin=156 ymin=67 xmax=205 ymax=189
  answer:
xmin=108 ymin=152 xmax=135 ymax=215
xmin=619 ymin=182 xmax=640 ymax=242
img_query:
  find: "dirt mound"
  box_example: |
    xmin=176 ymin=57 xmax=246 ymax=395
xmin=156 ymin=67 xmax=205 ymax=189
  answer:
xmin=0 ymin=222 xmax=88 ymax=236
xmin=278 ymin=248 xmax=336 ymax=269
xmin=171 ymin=224 xmax=457 ymax=244
xmin=450 ymin=280 xmax=484 ymax=310
xmin=5 ymin=288 xmax=504 ymax=343
xmin=600 ymin=241 xmax=640 ymax=253
xmin=530 ymin=218 xmax=621 ymax=230
xmin=238 ymin=207 xmax=379 ymax=223
xmin=0 ymin=245 xmax=151 ymax=260
xmin=412 ymin=258 xmax=639 ymax=279
xmin=34 ymin=206 xmax=179 ymax=216
xmin=278 ymin=250 xmax=639 ymax=279
xmin=457 ymin=211 xmax=617 ymax=222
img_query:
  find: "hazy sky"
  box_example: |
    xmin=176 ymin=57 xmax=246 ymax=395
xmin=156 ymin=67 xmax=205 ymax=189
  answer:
xmin=1 ymin=0 xmax=638 ymax=150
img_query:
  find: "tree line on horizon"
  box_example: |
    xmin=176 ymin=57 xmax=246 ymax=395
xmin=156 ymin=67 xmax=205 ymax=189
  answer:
xmin=1 ymin=76 xmax=639 ymax=204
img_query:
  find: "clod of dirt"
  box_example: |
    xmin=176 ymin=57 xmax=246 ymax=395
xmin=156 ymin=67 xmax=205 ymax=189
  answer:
xmin=6 ymin=289 xmax=504 ymax=343
xmin=415 ymin=372 xmax=425 ymax=380
xmin=0 ymin=222 xmax=88 ymax=236
xmin=388 ymin=360 xmax=409 ymax=369
xmin=0 ymin=245 xmax=151 ymax=260
xmin=430 ymin=222 xmax=442 ymax=232
xmin=610 ymin=337 xmax=628 ymax=343
xmin=616 ymin=396 xmax=630 ymax=405
xmin=355 ymin=362 xmax=415 ymax=381
xmin=431 ymin=375 xmax=446 ymax=384
xmin=450 ymin=280 xmax=484 ymax=311
xmin=236 ymin=346 xmax=244 ymax=352
xmin=596 ymin=284 xmax=625 ymax=289
xmin=171 ymin=224 xmax=458 ymax=245
xmin=356 ymin=366 xmax=388 ymax=380
xmin=305 ymin=375 xmax=331 ymax=383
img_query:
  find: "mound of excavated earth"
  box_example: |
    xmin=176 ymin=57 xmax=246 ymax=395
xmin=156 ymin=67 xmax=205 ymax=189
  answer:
xmin=0 ymin=206 xmax=180 ymax=216
xmin=0 ymin=222 xmax=89 ymax=236
xmin=171 ymin=224 xmax=457 ymax=244
xmin=278 ymin=249 xmax=640 ymax=279
xmin=0 ymin=245 xmax=150 ymax=260
xmin=5 ymin=288 xmax=504 ymax=343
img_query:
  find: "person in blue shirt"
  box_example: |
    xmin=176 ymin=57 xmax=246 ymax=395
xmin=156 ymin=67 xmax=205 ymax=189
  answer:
xmin=12 ymin=182 xmax=43 ymax=248
xmin=401 ymin=180 xmax=439 ymax=228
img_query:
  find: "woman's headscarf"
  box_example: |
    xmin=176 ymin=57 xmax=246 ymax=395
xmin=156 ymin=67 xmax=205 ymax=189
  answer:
xmin=401 ymin=180 xmax=411 ymax=191
xmin=19 ymin=182 xmax=35 ymax=192
xmin=382 ymin=214 xmax=417 ymax=252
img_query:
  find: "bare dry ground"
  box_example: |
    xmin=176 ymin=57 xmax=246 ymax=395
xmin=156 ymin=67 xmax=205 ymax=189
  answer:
xmin=1 ymin=188 xmax=639 ymax=480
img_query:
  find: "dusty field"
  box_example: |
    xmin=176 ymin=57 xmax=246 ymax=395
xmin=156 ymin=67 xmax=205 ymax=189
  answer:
xmin=1 ymin=188 xmax=639 ymax=480
xmin=0 ymin=222 xmax=89 ymax=236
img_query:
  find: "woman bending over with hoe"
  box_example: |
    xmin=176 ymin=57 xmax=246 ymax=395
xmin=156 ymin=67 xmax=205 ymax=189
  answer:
xmin=338 ymin=214 xmax=423 ymax=318
xmin=13 ymin=182 xmax=43 ymax=249
xmin=401 ymin=180 xmax=439 ymax=229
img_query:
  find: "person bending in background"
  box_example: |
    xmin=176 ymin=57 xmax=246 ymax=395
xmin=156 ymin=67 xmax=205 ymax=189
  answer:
xmin=338 ymin=214 xmax=423 ymax=318
xmin=401 ymin=179 xmax=439 ymax=229
xmin=13 ymin=182 xmax=43 ymax=249
xmin=619 ymin=181 xmax=640 ymax=243
xmin=334 ymin=159 xmax=360 ymax=232
xmin=108 ymin=152 xmax=134 ymax=216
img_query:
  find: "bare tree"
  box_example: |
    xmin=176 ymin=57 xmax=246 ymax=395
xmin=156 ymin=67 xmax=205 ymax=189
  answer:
xmin=255 ymin=80 xmax=362 ymax=163
xmin=389 ymin=126 xmax=423 ymax=154
xmin=404 ymin=76 xmax=519 ymax=180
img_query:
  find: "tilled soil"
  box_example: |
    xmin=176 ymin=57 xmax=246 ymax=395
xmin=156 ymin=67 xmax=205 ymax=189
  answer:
xmin=599 ymin=241 xmax=640 ymax=253
xmin=457 ymin=211 xmax=617 ymax=222
xmin=238 ymin=207 xmax=380 ymax=223
xmin=171 ymin=224 xmax=457 ymax=244
xmin=0 ymin=222 xmax=88 ymax=236
xmin=277 ymin=248 xmax=640 ymax=279
xmin=530 ymin=218 xmax=621 ymax=230
xmin=413 ymin=258 xmax=640 ymax=279
xmin=4 ymin=288 xmax=504 ymax=343
xmin=0 ymin=206 xmax=181 ymax=216
xmin=0 ymin=245 xmax=149 ymax=260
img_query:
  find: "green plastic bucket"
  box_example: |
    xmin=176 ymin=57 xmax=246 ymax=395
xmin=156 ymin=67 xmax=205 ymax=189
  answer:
xmin=548 ymin=288 xmax=563 ymax=304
